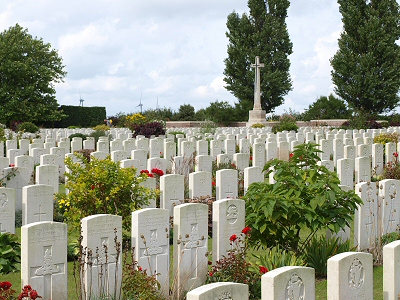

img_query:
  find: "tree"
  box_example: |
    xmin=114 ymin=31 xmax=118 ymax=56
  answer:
xmin=302 ymin=94 xmax=351 ymax=121
xmin=0 ymin=24 xmax=66 ymax=126
xmin=176 ymin=104 xmax=195 ymax=121
xmin=204 ymin=100 xmax=237 ymax=125
xmin=224 ymin=0 xmax=293 ymax=113
xmin=331 ymin=0 xmax=400 ymax=116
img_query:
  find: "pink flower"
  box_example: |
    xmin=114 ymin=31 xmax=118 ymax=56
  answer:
xmin=394 ymin=152 xmax=398 ymax=158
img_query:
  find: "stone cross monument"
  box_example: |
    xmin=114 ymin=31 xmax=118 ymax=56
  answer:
xmin=247 ymin=56 xmax=267 ymax=127
xmin=251 ymin=56 xmax=264 ymax=110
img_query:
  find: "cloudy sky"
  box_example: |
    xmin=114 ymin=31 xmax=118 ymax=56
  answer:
xmin=1 ymin=1 xmax=348 ymax=117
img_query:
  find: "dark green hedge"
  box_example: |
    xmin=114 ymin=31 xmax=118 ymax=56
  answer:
xmin=55 ymin=106 xmax=106 ymax=128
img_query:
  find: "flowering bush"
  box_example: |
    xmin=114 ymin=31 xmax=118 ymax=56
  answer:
xmin=207 ymin=227 xmax=262 ymax=300
xmin=381 ymin=152 xmax=400 ymax=180
xmin=125 ymin=113 xmax=147 ymax=127
xmin=56 ymin=155 xmax=156 ymax=233
xmin=0 ymin=282 xmax=42 ymax=300
xmin=373 ymin=132 xmax=400 ymax=145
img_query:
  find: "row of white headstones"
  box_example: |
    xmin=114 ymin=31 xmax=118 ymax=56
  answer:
xmin=15 ymin=203 xmax=400 ymax=300
xmin=0 ymin=126 xmax=400 ymax=298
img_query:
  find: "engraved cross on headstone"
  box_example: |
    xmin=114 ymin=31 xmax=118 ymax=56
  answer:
xmin=34 ymin=205 xmax=46 ymax=222
xmin=251 ymin=56 xmax=264 ymax=110
xmin=184 ymin=223 xmax=204 ymax=279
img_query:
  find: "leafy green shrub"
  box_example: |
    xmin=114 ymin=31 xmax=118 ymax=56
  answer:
xmin=68 ymin=133 xmax=87 ymax=140
xmin=272 ymin=114 xmax=298 ymax=133
xmin=56 ymin=155 xmax=156 ymax=234
xmin=16 ymin=122 xmax=39 ymax=133
xmin=373 ymin=132 xmax=400 ymax=145
xmin=252 ymin=245 xmax=304 ymax=272
xmin=251 ymin=123 xmax=265 ymax=128
xmin=132 ymin=121 xmax=165 ymax=138
xmin=381 ymin=231 xmax=400 ymax=246
xmin=303 ymin=236 xmax=352 ymax=276
xmin=15 ymin=209 xmax=22 ymax=227
xmin=199 ymin=121 xmax=217 ymax=134
xmin=244 ymin=143 xmax=362 ymax=255
xmin=0 ymin=232 xmax=21 ymax=274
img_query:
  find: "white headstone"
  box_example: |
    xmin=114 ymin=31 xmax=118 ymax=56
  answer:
xmin=327 ymin=252 xmax=373 ymax=300
xmin=216 ymin=169 xmax=238 ymax=200
xmin=0 ymin=188 xmax=16 ymax=234
xmin=173 ymin=203 xmax=208 ymax=297
xmin=261 ymin=266 xmax=315 ymax=300
xmin=81 ymin=214 xmax=122 ymax=299
xmin=21 ymin=221 xmax=68 ymax=300
xmin=187 ymin=282 xmax=249 ymax=300
xmin=383 ymin=240 xmax=400 ymax=300
xmin=160 ymin=174 xmax=184 ymax=216
xmin=212 ymin=199 xmax=245 ymax=263
xmin=36 ymin=165 xmax=59 ymax=193
xmin=22 ymin=184 xmax=54 ymax=226
xmin=131 ymin=208 xmax=170 ymax=296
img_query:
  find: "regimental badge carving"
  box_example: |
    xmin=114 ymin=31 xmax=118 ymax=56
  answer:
xmin=35 ymin=249 xmax=60 ymax=276
xmin=217 ymin=291 xmax=233 ymax=300
xmin=226 ymin=205 xmax=238 ymax=224
xmin=348 ymin=258 xmax=364 ymax=289
xmin=286 ymin=273 xmax=305 ymax=300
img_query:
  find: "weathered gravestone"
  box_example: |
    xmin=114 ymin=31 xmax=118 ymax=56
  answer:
xmin=132 ymin=208 xmax=170 ymax=297
xmin=35 ymin=164 xmax=59 ymax=193
xmin=383 ymin=240 xmax=400 ymax=300
xmin=327 ymin=252 xmax=373 ymax=300
xmin=0 ymin=188 xmax=15 ymax=234
xmin=187 ymin=282 xmax=249 ymax=300
xmin=212 ymin=199 xmax=245 ymax=264
xmin=189 ymin=171 xmax=212 ymax=198
xmin=81 ymin=214 xmax=122 ymax=300
xmin=173 ymin=203 xmax=208 ymax=297
xmin=216 ymin=169 xmax=238 ymax=200
xmin=21 ymin=221 xmax=68 ymax=300
xmin=22 ymin=184 xmax=54 ymax=226
xmin=355 ymin=182 xmax=378 ymax=251
xmin=160 ymin=174 xmax=184 ymax=216
xmin=261 ymin=266 xmax=315 ymax=300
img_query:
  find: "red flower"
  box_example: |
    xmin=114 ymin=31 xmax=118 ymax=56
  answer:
xmin=241 ymin=226 xmax=251 ymax=235
xmin=289 ymin=153 xmax=294 ymax=159
xmin=212 ymin=181 xmax=216 ymax=186
xmin=23 ymin=285 xmax=32 ymax=292
xmin=140 ymin=169 xmax=149 ymax=174
xmin=148 ymin=173 xmax=154 ymax=178
xmin=229 ymin=234 xmax=237 ymax=242
xmin=91 ymin=185 xmax=95 ymax=190
xmin=151 ymin=168 xmax=164 ymax=176
xmin=394 ymin=152 xmax=399 ymax=158
xmin=259 ymin=266 xmax=269 ymax=274
xmin=208 ymin=260 xmax=212 ymax=265
xmin=29 ymin=290 xmax=41 ymax=300
xmin=0 ymin=281 xmax=12 ymax=290
xmin=250 ymin=156 xmax=253 ymax=161
xmin=138 ymin=266 xmax=143 ymax=271
xmin=209 ymin=271 xmax=214 ymax=276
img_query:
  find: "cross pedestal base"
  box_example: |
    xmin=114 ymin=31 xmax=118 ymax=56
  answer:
xmin=247 ymin=109 xmax=267 ymax=127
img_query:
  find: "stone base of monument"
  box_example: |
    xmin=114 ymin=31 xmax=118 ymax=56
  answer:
xmin=246 ymin=109 xmax=267 ymax=127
